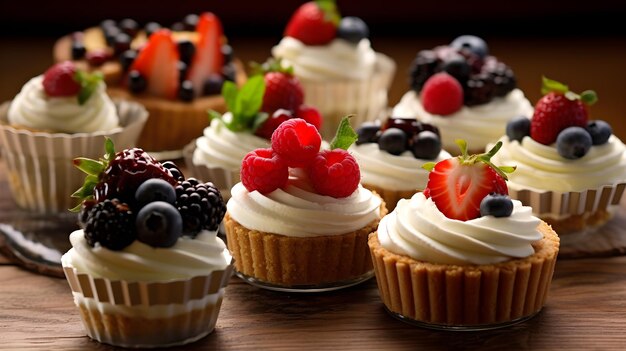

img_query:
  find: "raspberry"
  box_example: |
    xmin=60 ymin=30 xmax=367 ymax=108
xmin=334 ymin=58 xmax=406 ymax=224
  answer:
xmin=421 ymin=72 xmax=463 ymax=116
xmin=84 ymin=199 xmax=136 ymax=250
xmin=262 ymin=71 xmax=304 ymax=113
xmin=175 ymin=178 xmax=226 ymax=236
xmin=254 ymin=109 xmax=292 ymax=140
xmin=42 ymin=61 xmax=81 ymax=97
xmin=309 ymin=149 xmax=360 ymax=198
xmin=271 ymin=118 xmax=321 ymax=168
xmin=241 ymin=148 xmax=289 ymax=194
xmin=296 ymin=104 xmax=322 ymax=132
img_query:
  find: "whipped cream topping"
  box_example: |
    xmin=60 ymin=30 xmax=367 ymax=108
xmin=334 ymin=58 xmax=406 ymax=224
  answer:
xmin=350 ymin=142 xmax=451 ymax=191
xmin=193 ymin=115 xmax=270 ymax=170
xmin=378 ymin=192 xmax=542 ymax=265
xmin=272 ymin=37 xmax=377 ymax=81
xmin=491 ymin=135 xmax=626 ymax=193
xmin=392 ymin=89 xmax=533 ymax=151
xmin=8 ymin=75 xmax=119 ymax=133
xmin=227 ymin=174 xmax=382 ymax=237
xmin=62 ymin=229 xmax=232 ymax=281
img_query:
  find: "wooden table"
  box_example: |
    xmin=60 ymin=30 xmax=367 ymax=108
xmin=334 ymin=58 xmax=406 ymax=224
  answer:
xmin=2 ymin=36 xmax=626 ymax=350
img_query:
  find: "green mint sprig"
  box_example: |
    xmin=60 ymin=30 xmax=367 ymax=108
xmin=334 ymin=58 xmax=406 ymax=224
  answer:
xmin=75 ymin=71 xmax=103 ymax=105
xmin=69 ymin=137 xmax=116 ymax=212
xmin=208 ymin=75 xmax=268 ymax=132
xmin=329 ymin=116 xmax=358 ymax=150
xmin=541 ymin=76 xmax=597 ymax=106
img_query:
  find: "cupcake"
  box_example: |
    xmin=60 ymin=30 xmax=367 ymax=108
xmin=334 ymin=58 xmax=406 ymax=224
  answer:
xmin=225 ymin=117 xmax=386 ymax=291
xmin=54 ymin=13 xmax=245 ymax=157
xmin=62 ymin=139 xmax=232 ymax=347
xmin=351 ymin=117 xmax=451 ymax=210
xmin=185 ymin=61 xmax=323 ymax=199
xmin=369 ymin=140 xmax=560 ymax=329
xmin=0 ymin=61 xmax=147 ymax=213
xmin=392 ymin=35 xmax=533 ymax=153
xmin=491 ymin=77 xmax=626 ymax=234
xmin=272 ymin=0 xmax=396 ymax=139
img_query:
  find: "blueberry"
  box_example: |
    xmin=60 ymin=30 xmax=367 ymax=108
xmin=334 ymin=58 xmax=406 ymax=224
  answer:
xmin=100 ymin=19 xmax=117 ymax=31
xmin=356 ymin=122 xmax=380 ymax=145
xmin=384 ymin=118 xmax=423 ymax=138
xmin=222 ymin=44 xmax=234 ymax=64
xmin=450 ymin=35 xmax=489 ymax=59
xmin=120 ymin=49 xmax=137 ymax=72
xmin=113 ymin=32 xmax=132 ymax=55
xmin=177 ymin=61 xmax=188 ymax=83
xmin=556 ymin=126 xmax=592 ymax=159
xmin=136 ymin=201 xmax=182 ymax=248
xmin=203 ymin=74 xmax=225 ymax=95
xmin=178 ymin=80 xmax=195 ymax=102
xmin=442 ymin=54 xmax=471 ymax=82
xmin=135 ymin=179 xmax=177 ymax=208
xmin=103 ymin=26 xmax=121 ymax=46
xmin=71 ymin=42 xmax=86 ymax=60
xmin=178 ymin=40 xmax=196 ymax=65
xmin=183 ymin=14 xmax=199 ymax=30
xmin=222 ymin=63 xmax=237 ymax=82
xmin=480 ymin=194 xmax=513 ymax=218
xmin=337 ymin=16 xmax=369 ymax=44
xmin=119 ymin=18 xmax=139 ymax=37
xmin=144 ymin=22 xmax=162 ymax=37
xmin=586 ymin=120 xmax=612 ymax=145
xmin=420 ymin=123 xmax=440 ymax=137
xmin=410 ymin=131 xmax=441 ymax=160
xmin=128 ymin=70 xmax=147 ymax=93
xmin=506 ymin=116 xmax=531 ymax=142
xmin=378 ymin=128 xmax=407 ymax=155
xmin=171 ymin=22 xmax=185 ymax=32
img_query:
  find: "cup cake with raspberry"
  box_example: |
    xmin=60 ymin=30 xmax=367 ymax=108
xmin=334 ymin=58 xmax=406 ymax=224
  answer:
xmin=351 ymin=117 xmax=451 ymax=211
xmin=271 ymin=0 xmax=396 ymax=139
xmin=225 ymin=117 xmax=386 ymax=291
xmin=491 ymin=77 xmax=626 ymax=235
xmin=392 ymin=35 xmax=533 ymax=154
xmin=185 ymin=60 xmax=324 ymax=199
xmin=0 ymin=61 xmax=147 ymax=213
xmin=54 ymin=13 xmax=245 ymax=157
xmin=62 ymin=139 xmax=232 ymax=347
xmin=368 ymin=140 xmax=560 ymax=329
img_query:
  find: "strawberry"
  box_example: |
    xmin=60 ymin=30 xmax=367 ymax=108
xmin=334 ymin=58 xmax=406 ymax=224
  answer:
xmin=43 ymin=61 xmax=81 ymax=97
xmin=423 ymin=140 xmax=514 ymax=221
xmin=284 ymin=0 xmax=340 ymax=45
xmin=129 ymin=29 xmax=179 ymax=99
xmin=187 ymin=12 xmax=224 ymax=97
xmin=253 ymin=59 xmax=304 ymax=113
xmin=530 ymin=77 xmax=597 ymax=145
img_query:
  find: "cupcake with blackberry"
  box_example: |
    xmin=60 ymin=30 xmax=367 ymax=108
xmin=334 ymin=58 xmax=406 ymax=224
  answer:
xmin=272 ymin=0 xmax=396 ymax=139
xmin=491 ymin=77 xmax=626 ymax=235
xmin=369 ymin=140 xmax=560 ymax=329
xmin=225 ymin=117 xmax=386 ymax=291
xmin=351 ymin=117 xmax=451 ymax=210
xmin=61 ymin=139 xmax=232 ymax=347
xmin=0 ymin=61 xmax=147 ymax=213
xmin=393 ymin=35 xmax=533 ymax=153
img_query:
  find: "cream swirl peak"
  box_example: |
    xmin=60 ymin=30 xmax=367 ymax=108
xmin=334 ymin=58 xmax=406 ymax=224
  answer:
xmin=378 ymin=192 xmax=542 ymax=265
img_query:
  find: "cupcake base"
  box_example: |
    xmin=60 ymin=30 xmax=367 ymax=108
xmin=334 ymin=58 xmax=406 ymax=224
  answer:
xmin=542 ymin=207 xmax=613 ymax=236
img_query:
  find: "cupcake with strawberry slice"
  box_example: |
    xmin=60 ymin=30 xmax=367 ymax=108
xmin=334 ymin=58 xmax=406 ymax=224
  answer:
xmin=272 ymin=0 xmax=396 ymax=139
xmin=491 ymin=77 xmax=626 ymax=234
xmin=369 ymin=139 xmax=560 ymax=329
xmin=225 ymin=117 xmax=386 ymax=291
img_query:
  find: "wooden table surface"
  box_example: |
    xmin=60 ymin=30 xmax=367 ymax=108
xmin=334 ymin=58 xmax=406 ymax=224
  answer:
xmin=1 ymin=35 xmax=626 ymax=350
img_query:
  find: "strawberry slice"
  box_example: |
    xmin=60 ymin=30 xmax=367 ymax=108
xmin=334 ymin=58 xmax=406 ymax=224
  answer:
xmin=423 ymin=140 xmax=513 ymax=221
xmin=187 ymin=12 xmax=224 ymax=96
xmin=129 ymin=29 xmax=179 ymax=99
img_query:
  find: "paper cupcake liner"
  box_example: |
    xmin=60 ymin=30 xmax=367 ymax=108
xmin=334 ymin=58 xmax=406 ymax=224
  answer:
xmin=362 ymin=183 xmax=419 ymax=212
xmin=300 ymin=53 xmax=396 ymax=139
xmin=0 ymin=100 xmax=148 ymax=213
xmin=183 ymin=141 xmax=239 ymax=200
xmin=368 ymin=221 xmax=560 ymax=328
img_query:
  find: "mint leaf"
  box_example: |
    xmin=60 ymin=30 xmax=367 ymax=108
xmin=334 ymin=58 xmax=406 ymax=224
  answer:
xmin=422 ymin=162 xmax=436 ymax=171
xmin=580 ymin=90 xmax=598 ymax=105
xmin=251 ymin=112 xmax=269 ymax=132
xmin=541 ymin=76 xmax=569 ymax=95
xmin=104 ymin=137 xmax=115 ymax=161
xmin=239 ymin=75 xmax=265 ymax=118
xmin=73 ymin=158 xmax=104 ymax=176
xmin=76 ymin=71 xmax=103 ymax=105
xmin=208 ymin=110 xmax=222 ymax=122
xmin=330 ymin=116 xmax=358 ymax=150
xmin=316 ymin=0 xmax=341 ymax=25
xmin=221 ymin=81 xmax=239 ymax=114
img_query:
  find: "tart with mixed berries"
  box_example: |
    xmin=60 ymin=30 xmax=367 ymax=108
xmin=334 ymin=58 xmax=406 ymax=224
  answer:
xmin=61 ymin=139 xmax=232 ymax=347
xmin=350 ymin=117 xmax=451 ymax=210
xmin=492 ymin=77 xmax=626 ymax=234
xmin=368 ymin=140 xmax=560 ymax=329
xmin=224 ymin=117 xmax=386 ymax=291
xmin=392 ymin=35 xmax=533 ymax=153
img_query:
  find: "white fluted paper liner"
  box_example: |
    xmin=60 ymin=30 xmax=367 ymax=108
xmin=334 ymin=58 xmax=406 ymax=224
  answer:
xmin=63 ymin=260 xmax=234 ymax=348
xmin=0 ymin=100 xmax=147 ymax=213
xmin=300 ymin=53 xmax=396 ymax=139
xmin=183 ymin=141 xmax=239 ymax=201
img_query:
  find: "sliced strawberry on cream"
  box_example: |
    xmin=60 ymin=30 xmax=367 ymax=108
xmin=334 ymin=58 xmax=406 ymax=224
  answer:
xmin=187 ymin=12 xmax=224 ymax=97
xmin=129 ymin=29 xmax=179 ymax=99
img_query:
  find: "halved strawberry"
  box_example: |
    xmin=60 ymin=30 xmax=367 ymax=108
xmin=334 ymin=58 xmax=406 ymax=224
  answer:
xmin=284 ymin=0 xmax=340 ymax=45
xmin=129 ymin=29 xmax=179 ymax=99
xmin=423 ymin=140 xmax=514 ymax=221
xmin=187 ymin=12 xmax=224 ymax=96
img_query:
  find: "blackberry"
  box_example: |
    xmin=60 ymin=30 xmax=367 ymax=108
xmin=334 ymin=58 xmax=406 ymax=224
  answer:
xmin=78 ymin=199 xmax=96 ymax=229
xmin=483 ymin=57 xmax=516 ymax=97
xmin=409 ymin=50 xmax=440 ymax=93
xmin=161 ymin=161 xmax=185 ymax=182
xmin=84 ymin=199 xmax=136 ymax=250
xmin=463 ymin=73 xmax=496 ymax=106
xmin=175 ymin=178 xmax=225 ymax=236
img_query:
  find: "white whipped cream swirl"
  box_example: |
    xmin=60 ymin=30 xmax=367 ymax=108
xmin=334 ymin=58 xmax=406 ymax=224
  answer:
xmin=378 ymin=192 xmax=542 ymax=265
xmin=62 ymin=229 xmax=232 ymax=281
xmin=8 ymin=75 xmax=119 ymax=133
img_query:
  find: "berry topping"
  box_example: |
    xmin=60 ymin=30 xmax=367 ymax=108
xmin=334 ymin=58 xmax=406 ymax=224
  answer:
xmin=463 ymin=72 xmax=496 ymax=106
xmin=120 ymin=49 xmax=137 ymax=72
xmin=296 ymin=104 xmax=323 ymax=131
xmin=255 ymin=109 xmax=292 ymax=140
xmin=410 ymin=131 xmax=441 ymax=160
xmin=479 ymin=193 xmax=514 ymax=218
xmin=378 ymin=128 xmax=407 ymax=155
xmin=187 ymin=13 xmax=224 ymax=97
xmin=42 ymin=61 xmax=103 ymax=105
xmin=285 ymin=0 xmax=340 ymax=45
xmin=442 ymin=53 xmax=471 ymax=83
xmin=178 ymin=80 xmax=195 ymax=102
xmin=421 ymin=72 xmax=464 ymax=115
xmin=530 ymin=77 xmax=597 ymax=145
xmin=336 ymin=16 xmax=369 ymax=44
xmin=203 ymin=73 xmax=225 ymax=96
xmin=119 ymin=18 xmax=139 ymax=37
xmin=506 ymin=116 xmax=531 ymax=142
xmin=84 ymin=199 xmax=136 ymax=250
xmin=136 ymin=201 xmax=182 ymax=248
xmin=450 ymin=35 xmax=489 ymax=59
xmin=175 ymin=178 xmax=226 ymax=235
xmin=271 ymin=118 xmax=322 ymax=167
xmin=71 ymin=41 xmax=86 ymax=60
xmin=586 ymin=120 xmax=612 ymax=145
xmin=241 ymin=148 xmax=289 ymax=194
xmin=355 ymin=122 xmax=380 ymax=145
xmin=135 ymin=179 xmax=177 ymax=208
xmin=161 ymin=161 xmax=185 ymax=182
xmin=129 ymin=29 xmax=180 ymax=99
xmin=86 ymin=50 xmax=111 ymax=67
xmin=128 ymin=70 xmax=147 ymax=93
xmin=310 ymin=149 xmax=360 ymax=198
xmin=423 ymin=140 xmax=515 ymax=221
xmin=177 ymin=40 xmax=196 ymax=65
xmin=409 ymin=49 xmax=439 ymax=93
xmin=183 ymin=13 xmax=200 ymax=30
xmin=113 ymin=32 xmax=132 ymax=55
xmin=258 ymin=60 xmax=304 ymax=113
xmin=144 ymin=22 xmax=162 ymax=37
xmin=222 ymin=44 xmax=234 ymax=64
xmin=556 ymin=126 xmax=592 ymax=159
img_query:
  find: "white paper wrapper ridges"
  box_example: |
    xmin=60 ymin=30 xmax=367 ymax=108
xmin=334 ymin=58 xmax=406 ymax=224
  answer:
xmin=183 ymin=141 xmax=239 ymax=200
